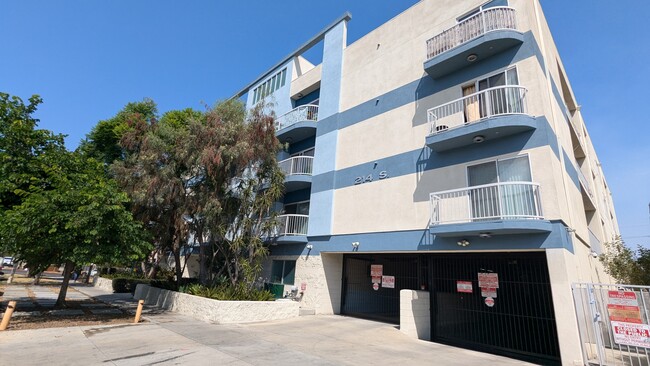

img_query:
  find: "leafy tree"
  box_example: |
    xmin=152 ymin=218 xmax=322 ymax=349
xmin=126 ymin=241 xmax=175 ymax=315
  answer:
xmin=600 ymin=236 xmax=650 ymax=285
xmin=79 ymin=98 xmax=157 ymax=165
xmin=0 ymin=93 xmax=151 ymax=306
xmin=111 ymin=104 xmax=203 ymax=283
xmin=3 ymin=150 xmax=151 ymax=305
xmin=110 ymin=99 xmax=284 ymax=287
xmin=189 ymin=100 xmax=284 ymax=286
xmin=0 ymin=93 xmax=65 ymax=212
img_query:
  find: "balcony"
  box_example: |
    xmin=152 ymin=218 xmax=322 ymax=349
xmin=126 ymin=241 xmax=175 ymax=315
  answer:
xmin=279 ymin=156 xmax=314 ymax=192
xmin=275 ymin=105 xmax=318 ymax=143
xmin=424 ymin=7 xmax=524 ymax=78
xmin=429 ymin=182 xmax=551 ymax=237
xmin=271 ymin=214 xmax=309 ymax=244
xmin=425 ymin=85 xmax=536 ymax=151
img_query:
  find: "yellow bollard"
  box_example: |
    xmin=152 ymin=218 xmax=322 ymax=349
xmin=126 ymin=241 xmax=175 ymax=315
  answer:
xmin=133 ymin=300 xmax=145 ymax=324
xmin=0 ymin=301 xmax=17 ymax=331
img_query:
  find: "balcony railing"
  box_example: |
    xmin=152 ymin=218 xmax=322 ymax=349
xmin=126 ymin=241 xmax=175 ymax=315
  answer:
xmin=430 ymin=182 xmax=543 ymax=225
xmin=574 ymin=161 xmax=593 ymax=198
xmin=426 ymin=6 xmax=517 ymax=60
xmin=275 ymin=214 xmax=309 ymax=236
xmin=428 ymin=85 xmax=528 ymax=135
xmin=279 ymin=156 xmax=314 ymax=177
xmin=275 ymin=104 xmax=319 ymax=131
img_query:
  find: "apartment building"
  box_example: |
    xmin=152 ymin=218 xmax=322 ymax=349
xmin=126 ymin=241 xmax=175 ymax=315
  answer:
xmin=234 ymin=1 xmax=619 ymax=364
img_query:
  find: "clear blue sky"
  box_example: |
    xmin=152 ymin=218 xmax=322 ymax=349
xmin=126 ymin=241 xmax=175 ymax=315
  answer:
xmin=1 ymin=1 xmax=648 ymax=248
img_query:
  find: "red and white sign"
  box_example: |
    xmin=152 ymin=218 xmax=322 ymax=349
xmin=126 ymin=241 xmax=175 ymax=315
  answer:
xmin=608 ymin=291 xmax=639 ymax=307
xmin=478 ymin=273 xmax=499 ymax=289
xmin=381 ymin=275 xmax=395 ymax=288
xmin=371 ymin=276 xmax=382 ymax=284
xmin=481 ymin=287 xmax=497 ymax=298
xmin=457 ymin=281 xmax=473 ymax=293
xmin=485 ymin=297 xmax=495 ymax=307
xmin=608 ymin=291 xmax=642 ymax=323
xmin=611 ymin=321 xmax=650 ymax=348
xmin=372 ymin=283 xmax=379 ymax=291
xmin=370 ymin=265 xmax=383 ymax=277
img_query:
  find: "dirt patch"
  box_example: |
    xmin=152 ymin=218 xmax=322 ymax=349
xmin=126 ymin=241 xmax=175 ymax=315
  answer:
xmin=7 ymin=314 xmax=140 ymax=330
xmin=1 ymin=274 xmax=143 ymax=331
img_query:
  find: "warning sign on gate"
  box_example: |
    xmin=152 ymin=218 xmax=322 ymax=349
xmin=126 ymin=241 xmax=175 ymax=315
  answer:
xmin=381 ymin=275 xmax=395 ymax=288
xmin=370 ymin=265 xmax=383 ymax=277
xmin=456 ymin=281 xmax=473 ymax=293
xmin=611 ymin=321 xmax=650 ymax=348
xmin=481 ymin=287 xmax=497 ymax=298
xmin=608 ymin=291 xmax=642 ymax=324
xmin=478 ymin=273 xmax=499 ymax=289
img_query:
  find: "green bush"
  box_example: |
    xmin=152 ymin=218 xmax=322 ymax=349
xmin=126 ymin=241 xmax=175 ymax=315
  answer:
xmin=183 ymin=283 xmax=275 ymax=301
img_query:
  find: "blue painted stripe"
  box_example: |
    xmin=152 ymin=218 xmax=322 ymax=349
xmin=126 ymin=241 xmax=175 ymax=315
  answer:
xmin=316 ymin=31 xmax=544 ymax=137
xmin=312 ymin=116 xmax=560 ymax=194
xmin=269 ymin=220 xmax=573 ymax=256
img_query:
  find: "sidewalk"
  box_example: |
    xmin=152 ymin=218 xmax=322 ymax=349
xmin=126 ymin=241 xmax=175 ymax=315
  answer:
xmin=1 ymin=282 xmax=135 ymax=316
xmin=0 ymin=281 xmax=532 ymax=365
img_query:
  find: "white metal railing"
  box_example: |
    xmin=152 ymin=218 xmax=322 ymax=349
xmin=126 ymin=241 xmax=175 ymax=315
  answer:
xmin=275 ymin=104 xmax=318 ymax=131
xmin=574 ymin=161 xmax=593 ymax=198
xmin=426 ymin=6 xmax=517 ymax=60
xmin=275 ymin=214 xmax=309 ymax=236
xmin=430 ymin=182 xmax=543 ymax=225
xmin=428 ymin=85 xmax=527 ymax=135
xmin=278 ymin=156 xmax=314 ymax=177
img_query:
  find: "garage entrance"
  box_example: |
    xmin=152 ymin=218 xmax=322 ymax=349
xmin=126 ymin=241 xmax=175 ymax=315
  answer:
xmin=340 ymin=252 xmax=560 ymax=364
xmin=341 ymin=254 xmax=421 ymax=323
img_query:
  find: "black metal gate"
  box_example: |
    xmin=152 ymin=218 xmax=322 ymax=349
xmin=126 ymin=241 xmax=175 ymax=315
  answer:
xmin=429 ymin=252 xmax=560 ymax=365
xmin=341 ymin=254 xmax=420 ymax=323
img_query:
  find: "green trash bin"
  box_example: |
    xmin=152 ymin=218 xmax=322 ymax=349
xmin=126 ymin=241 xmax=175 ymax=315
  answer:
xmin=264 ymin=283 xmax=285 ymax=299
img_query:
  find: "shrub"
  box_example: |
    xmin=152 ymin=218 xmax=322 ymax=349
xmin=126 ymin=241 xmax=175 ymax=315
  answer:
xmin=111 ymin=278 xmax=150 ymax=293
xmin=183 ymin=283 xmax=275 ymax=301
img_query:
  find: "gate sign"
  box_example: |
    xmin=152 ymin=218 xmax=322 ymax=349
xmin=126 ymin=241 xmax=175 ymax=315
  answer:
xmin=381 ymin=275 xmax=395 ymax=288
xmin=457 ymin=281 xmax=473 ymax=293
xmin=478 ymin=273 xmax=499 ymax=288
xmin=370 ymin=264 xmax=383 ymax=277
xmin=608 ymin=291 xmax=639 ymax=306
xmin=608 ymin=291 xmax=642 ymax=324
xmin=481 ymin=287 xmax=497 ymax=298
xmin=611 ymin=321 xmax=650 ymax=348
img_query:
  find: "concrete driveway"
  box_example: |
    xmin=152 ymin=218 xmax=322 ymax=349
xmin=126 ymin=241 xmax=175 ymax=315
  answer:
xmin=0 ymin=313 xmax=532 ymax=365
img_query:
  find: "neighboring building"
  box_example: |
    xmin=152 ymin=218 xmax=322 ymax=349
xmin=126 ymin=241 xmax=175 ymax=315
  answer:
xmin=234 ymin=1 xmax=619 ymax=364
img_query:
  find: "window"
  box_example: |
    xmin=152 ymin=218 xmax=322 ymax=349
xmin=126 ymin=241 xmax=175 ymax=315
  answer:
xmin=252 ymin=68 xmax=287 ymax=104
xmin=291 ymin=147 xmax=315 ymax=158
xmin=271 ymin=260 xmax=295 ymax=285
xmin=462 ymin=67 xmax=522 ymax=123
xmin=284 ymin=201 xmax=310 ymax=215
xmin=467 ymin=156 xmax=536 ymax=220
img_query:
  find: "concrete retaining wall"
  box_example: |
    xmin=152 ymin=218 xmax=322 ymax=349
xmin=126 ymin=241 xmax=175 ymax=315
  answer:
xmin=400 ymin=289 xmax=431 ymax=340
xmin=134 ymin=284 xmax=300 ymax=324
xmin=94 ymin=276 xmax=114 ymax=293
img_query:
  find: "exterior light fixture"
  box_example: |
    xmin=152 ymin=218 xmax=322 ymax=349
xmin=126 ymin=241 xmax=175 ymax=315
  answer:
xmin=467 ymin=54 xmax=478 ymax=62
xmin=457 ymin=239 xmax=470 ymax=247
xmin=306 ymin=244 xmax=313 ymax=250
xmin=478 ymin=232 xmax=491 ymax=238
xmin=473 ymin=135 xmax=485 ymax=143
xmin=352 ymin=241 xmax=360 ymax=248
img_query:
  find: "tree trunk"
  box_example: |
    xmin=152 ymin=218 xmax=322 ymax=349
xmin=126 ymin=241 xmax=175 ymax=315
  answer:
xmin=33 ymin=273 xmax=41 ymax=285
xmin=56 ymin=261 xmax=75 ymax=307
xmin=7 ymin=263 xmax=18 ymax=284
xmin=173 ymin=246 xmax=183 ymax=288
